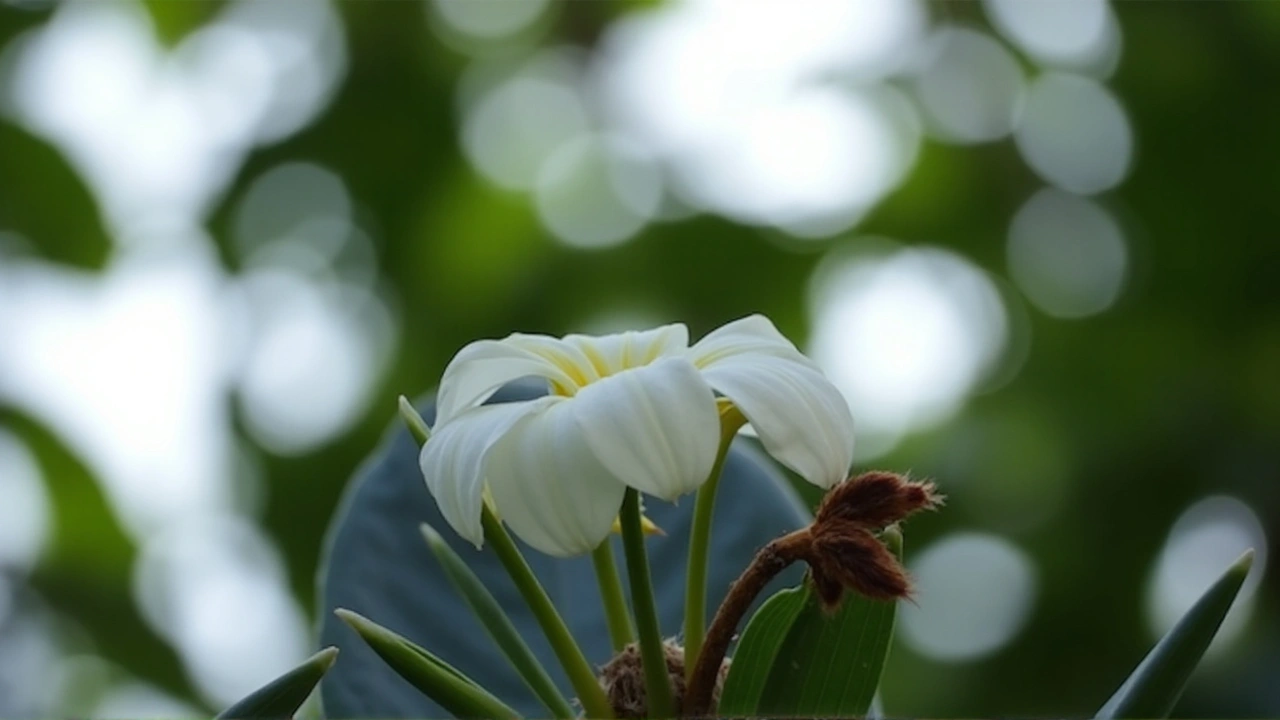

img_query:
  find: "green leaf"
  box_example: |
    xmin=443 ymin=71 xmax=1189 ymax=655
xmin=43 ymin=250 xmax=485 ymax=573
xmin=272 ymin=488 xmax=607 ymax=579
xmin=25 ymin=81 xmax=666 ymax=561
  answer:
xmin=718 ymin=528 xmax=902 ymax=717
xmin=214 ymin=647 xmax=338 ymax=720
xmin=1095 ymin=549 xmax=1254 ymax=720
xmin=420 ymin=523 xmax=576 ymax=719
xmin=716 ymin=586 xmax=809 ymax=715
xmin=335 ymin=608 xmax=522 ymax=719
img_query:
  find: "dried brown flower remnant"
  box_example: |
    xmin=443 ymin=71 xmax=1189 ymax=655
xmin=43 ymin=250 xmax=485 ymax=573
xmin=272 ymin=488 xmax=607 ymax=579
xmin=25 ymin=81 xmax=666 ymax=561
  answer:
xmin=808 ymin=520 xmax=909 ymax=607
xmin=808 ymin=472 xmax=943 ymax=609
xmin=815 ymin=470 xmax=942 ymax=530
xmin=683 ymin=471 xmax=942 ymax=717
xmin=599 ymin=640 xmax=728 ymax=718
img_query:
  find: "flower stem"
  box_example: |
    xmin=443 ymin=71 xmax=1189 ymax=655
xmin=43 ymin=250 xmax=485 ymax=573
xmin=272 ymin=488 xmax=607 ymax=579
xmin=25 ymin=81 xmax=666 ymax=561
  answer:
xmin=620 ymin=489 xmax=675 ymax=719
xmin=482 ymin=507 xmax=614 ymax=719
xmin=591 ymin=541 xmax=635 ymax=651
xmin=683 ymin=403 xmax=748 ymax=678
xmin=684 ymin=527 xmax=811 ymax=717
xmin=399 ymin=398 xmax=609 ymax=715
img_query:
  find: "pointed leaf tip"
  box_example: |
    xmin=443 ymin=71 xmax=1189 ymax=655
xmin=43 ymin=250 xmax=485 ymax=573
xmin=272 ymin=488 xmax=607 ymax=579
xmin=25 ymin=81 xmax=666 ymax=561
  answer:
xmin=315 ymin=646 xmax=340 ymax=671
xmin=420 ymin=522 xmax=444 ymax=546
xmin=334 ymin=607 xmax=365 ymax=630
xmin=1233 ymin=548 xmax=1255 ymax=572
xmin=1094 ymin=552 xmax=1253 ymax=719
xmin=214 ymin=646 xmax=341 ymax=719
xmin=333 ymin=607 xmax=521 ymax=719
xmin=398 ymin=396 xmax=431 ymax=446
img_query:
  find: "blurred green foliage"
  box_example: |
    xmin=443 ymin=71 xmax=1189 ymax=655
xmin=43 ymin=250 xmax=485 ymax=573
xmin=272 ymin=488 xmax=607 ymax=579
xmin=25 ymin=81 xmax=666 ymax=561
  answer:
xmin=0 ymin=0 xmax=1277 ymax=717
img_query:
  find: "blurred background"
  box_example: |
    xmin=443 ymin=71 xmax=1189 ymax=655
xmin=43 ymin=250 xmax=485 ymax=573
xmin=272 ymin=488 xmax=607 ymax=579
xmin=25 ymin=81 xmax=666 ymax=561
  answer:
xmin=0 ymin=0 xmax=1277 ymax=716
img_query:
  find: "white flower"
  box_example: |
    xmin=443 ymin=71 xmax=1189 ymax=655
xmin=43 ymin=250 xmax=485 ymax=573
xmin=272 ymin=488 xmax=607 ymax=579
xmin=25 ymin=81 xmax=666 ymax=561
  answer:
xmin=420 ymin=314 xmax=854 ymax=557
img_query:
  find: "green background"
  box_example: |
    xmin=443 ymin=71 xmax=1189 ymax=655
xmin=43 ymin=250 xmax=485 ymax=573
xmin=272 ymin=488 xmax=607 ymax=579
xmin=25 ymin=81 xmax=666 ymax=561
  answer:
xmin=0 ymin=0 xmax=1276 ymax=716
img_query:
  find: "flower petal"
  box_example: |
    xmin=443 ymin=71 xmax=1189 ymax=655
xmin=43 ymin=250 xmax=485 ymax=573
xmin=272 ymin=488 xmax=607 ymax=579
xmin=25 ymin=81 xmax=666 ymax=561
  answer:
xmin=700 ymin=354 xmax=854 ymax=488
xmin=687 ymin=314 xmax=819 ymax=370
xmin=484 ymin=401 xmax=627 ymax=556
xmin=569 ymin=356 xmax=720 ymax=500
xmin=419 ymin=399 xmax=556 ymax=547
xmin=563 ymin=323 xmax=690 ymax=376
xmin=435 ymin=339 xmax=578 ymax=426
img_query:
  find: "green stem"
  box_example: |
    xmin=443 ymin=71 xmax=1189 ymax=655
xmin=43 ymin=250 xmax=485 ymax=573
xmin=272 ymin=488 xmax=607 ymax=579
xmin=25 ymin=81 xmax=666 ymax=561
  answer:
xmin=399 ymin=401 xmax=610 ymax=718
xmin=683 ymin=404 xmax=747 ymax=678
xmin=422 ymin=523 xmax=577 ymax=718
xmin=591 ymin=541 xmax=635 ymax=651
xmin=482 ymin=507 xmax=614 ymax=719
xmin=620 ymin=489 xmax=675 ymax=719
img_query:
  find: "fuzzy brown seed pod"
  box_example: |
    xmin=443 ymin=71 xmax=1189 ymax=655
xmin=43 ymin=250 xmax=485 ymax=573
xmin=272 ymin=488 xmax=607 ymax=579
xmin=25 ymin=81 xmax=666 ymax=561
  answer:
xmin=598 ymin=640 xmax=728 ymax=719
xmin=807 ymin=472 xmax=943 ymax=610
xmin=815 ymin=470 xmax=943 ymax=530
xmin=808 ymin=520 xmax=911 ymax=607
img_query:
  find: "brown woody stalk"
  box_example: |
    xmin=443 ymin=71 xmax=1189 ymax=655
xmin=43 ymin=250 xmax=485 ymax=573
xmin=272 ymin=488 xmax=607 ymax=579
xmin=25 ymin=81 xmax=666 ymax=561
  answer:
xmin=683 ymin=527 xmax=811 ymax=717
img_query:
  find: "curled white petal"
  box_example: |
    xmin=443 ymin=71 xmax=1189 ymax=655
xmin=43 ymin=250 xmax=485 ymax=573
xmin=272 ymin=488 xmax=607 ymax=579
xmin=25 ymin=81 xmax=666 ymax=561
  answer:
xmin=485 ymin=401 xmax=628 ymax=556
xmin=569 ymin=356 xmax=720 ymax=500
xmin=688 ymin=314 xmax=819 ymax=370
xmin=700 ymin=354 xmax=854 ymax=488
xmin=563 ymin=324 xmax=690 ymax=377
xmin=435 ymin=339 xmax=577 ymax=426
xmin=419 ymin=399 xmax=556 ymax=547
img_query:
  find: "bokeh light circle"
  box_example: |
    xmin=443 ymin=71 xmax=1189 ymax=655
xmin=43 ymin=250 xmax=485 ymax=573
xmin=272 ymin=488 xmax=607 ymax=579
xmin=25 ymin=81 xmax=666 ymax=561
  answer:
xmin=533 ymin=133 xmax=662 ymax=249
xmin=0 ymin=431 xmax=51 ymax=571
xmin=901 ymin=533 xmax=1038 ymax=661
xmin=431 ymin=0 xmax=549 ymax=41
xmin=1015 ymin=73 xmax=1132 ymax=195
xmin=461 ymin=58 xmax=589 ymax=192
xmin=984 ymin=0 xmax=1116 ymax=70
xmin=913 ymin=27 xmax=1025 ymax=144
xmin=1146 ymin=496 xmax=1267 ymax=649
xmin=808 ymin=244 xmax=1009 ymax=459
xmin=1007 ymin=188 xmax=1128 ymax=318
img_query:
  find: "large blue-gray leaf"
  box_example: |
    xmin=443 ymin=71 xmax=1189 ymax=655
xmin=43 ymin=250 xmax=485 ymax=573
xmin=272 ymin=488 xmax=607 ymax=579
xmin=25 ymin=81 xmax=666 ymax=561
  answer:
xmin=316 ymin=381 xmax=812 ymax=717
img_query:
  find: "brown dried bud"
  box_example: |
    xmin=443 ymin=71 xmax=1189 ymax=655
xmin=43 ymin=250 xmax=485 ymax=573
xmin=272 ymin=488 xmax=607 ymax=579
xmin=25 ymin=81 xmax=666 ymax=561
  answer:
xmin=804 ymin=472 xmax=943 ymax=609
xmin=809 ymin=520 xmax=911 ymax=609
xmin=815 ymin=471 xmax=943 ymax=529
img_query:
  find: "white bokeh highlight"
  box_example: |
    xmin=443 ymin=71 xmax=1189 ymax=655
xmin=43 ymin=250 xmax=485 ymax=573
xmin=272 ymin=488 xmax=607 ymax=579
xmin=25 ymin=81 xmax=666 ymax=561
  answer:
xmin=1146 ymin=496 xmax=1267 ymax=650
xmin=984 ymin=0 xmax=1119 ymax=72
xmin=430 ymin=0 xmax=549 ymax=41
xmin=231 ymin=269 xmax=396 ymax=455
xmin=132 ymin=513 xmax=311 ymax=707
xmin=0 ymin=238 xmax=239 ymax=538
xmin=460 ymin=51 xmax=590 ymax=192
xmin=913 ymin=28 xmax=1025 ymax=144
xmin=591 ymin=0 xmax=925 ymax=236
xmin=0 ymin=431 xmax=51 ymax=571
xmin=534 ymin=133 xmax=663 ymax=249
xmin=1007 ymin=188 xmax=1128 ymax=318
xmin=808 ymin=245 xmax=1009 ymax=459
xmin=901 ymin=533 xmax=1038 ymax=661
xmin=1015 ymin=73 xmax=1132 ymax=195
xmin=2 ymin=0 xmax=346 ymax=233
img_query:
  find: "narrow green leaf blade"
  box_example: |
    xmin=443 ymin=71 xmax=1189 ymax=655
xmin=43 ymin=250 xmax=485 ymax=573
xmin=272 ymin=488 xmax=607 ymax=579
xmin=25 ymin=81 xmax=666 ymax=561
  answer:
xmin=758 ymin=528 xmax=901 ymax=717
xmin=1095 ymin=549 xmax=1254 ymax=720
xmin=214 ymin=647 xmax=338 ymax=719
xmin=336 ymin=608 xmax=521 ymax=719
xmin=420 ymin=523 xmax=576 ymax=719
xmin=717 ymin=586 xmax=809 ymax=716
